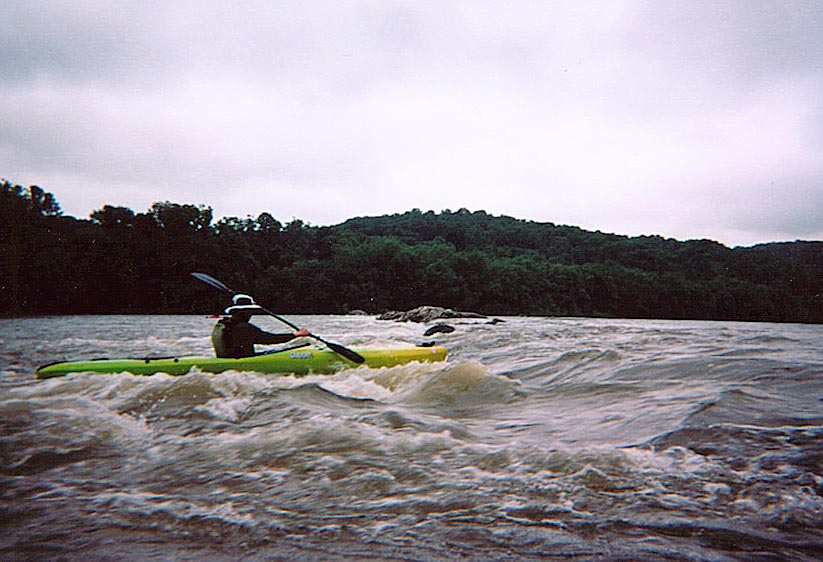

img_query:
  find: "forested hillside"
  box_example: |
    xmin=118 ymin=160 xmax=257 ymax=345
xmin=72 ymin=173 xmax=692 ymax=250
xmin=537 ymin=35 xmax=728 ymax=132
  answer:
xmin=2 ymin=179 xmax=821 ymax=322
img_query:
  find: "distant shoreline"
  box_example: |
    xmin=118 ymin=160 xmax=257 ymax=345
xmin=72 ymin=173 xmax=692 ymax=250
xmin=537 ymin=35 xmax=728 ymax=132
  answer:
xmin=3 ymin=182 xmax=821 ymax=323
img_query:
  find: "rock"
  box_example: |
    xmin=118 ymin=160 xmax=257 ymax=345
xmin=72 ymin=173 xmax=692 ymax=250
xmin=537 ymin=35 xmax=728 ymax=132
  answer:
xmin=423 ymin=323 xmax=456 ymax=336
xmin=348 ymin=310 xmax=370 ymax=316
xmin=378 ymin=306 xmax=486 ymax=323
xmin=376 ymin=310 xmax=406 ymax=321
xmin=440 ymin=309 xmax=487 ymax=320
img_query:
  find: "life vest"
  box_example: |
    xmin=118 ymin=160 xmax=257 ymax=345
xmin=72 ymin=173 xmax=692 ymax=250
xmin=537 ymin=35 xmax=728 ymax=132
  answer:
xmin=211 ymin=320 xmax=232 ymax=358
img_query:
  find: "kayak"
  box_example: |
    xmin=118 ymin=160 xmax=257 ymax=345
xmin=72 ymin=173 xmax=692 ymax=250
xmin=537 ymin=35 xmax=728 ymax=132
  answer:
xmin=35 ymin=345 xmax=448 ymax=379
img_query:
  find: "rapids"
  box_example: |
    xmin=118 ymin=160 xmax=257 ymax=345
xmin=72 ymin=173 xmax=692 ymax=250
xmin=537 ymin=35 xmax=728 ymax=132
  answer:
xmin=2 ymin=315 xmax=822 ymax=560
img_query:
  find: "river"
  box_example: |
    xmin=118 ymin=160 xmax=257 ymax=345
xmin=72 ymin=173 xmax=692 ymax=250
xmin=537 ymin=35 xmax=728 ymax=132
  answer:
xmin=2 ymin=315 xmax=822 ymax=560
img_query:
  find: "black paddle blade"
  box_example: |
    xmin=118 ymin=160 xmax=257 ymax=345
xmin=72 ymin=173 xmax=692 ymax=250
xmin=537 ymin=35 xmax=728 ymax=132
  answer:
xmin=322 ymin=339 xmax=366 ymax=364
xmin=191 ymin=272 xmax=233 ymax=294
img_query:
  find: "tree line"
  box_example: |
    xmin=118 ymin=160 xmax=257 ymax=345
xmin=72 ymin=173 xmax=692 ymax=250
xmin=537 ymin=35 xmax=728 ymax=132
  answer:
xmin=2 ymin=179 xmax=821 ymax=323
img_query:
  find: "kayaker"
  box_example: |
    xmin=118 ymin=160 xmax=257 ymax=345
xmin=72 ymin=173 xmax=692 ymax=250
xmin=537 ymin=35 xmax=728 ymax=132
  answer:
xmin=212 ymin=294 xmax=310 ymax=358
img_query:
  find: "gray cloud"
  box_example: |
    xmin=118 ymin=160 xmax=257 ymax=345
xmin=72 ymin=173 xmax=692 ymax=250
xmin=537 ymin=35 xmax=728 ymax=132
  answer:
xmin=1 ymin=0 xmax=822 ymax=246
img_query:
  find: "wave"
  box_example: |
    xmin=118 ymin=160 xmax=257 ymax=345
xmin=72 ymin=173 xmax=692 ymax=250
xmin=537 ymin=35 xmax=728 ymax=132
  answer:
xmin=4 ymin=315 xmax=823 ymax=560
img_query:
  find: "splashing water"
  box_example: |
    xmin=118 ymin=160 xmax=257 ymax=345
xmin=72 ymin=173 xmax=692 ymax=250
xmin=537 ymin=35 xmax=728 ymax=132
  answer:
xmin=2 ymin=315 xmax=822 ymax=560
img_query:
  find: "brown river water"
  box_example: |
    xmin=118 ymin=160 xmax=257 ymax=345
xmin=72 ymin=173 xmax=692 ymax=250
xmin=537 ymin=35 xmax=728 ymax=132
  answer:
xmin=2 ymin=315 xmax=822 ymax=560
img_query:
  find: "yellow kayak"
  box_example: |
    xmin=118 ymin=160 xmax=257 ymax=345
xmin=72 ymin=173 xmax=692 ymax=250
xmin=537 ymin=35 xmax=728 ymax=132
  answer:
xmin=36 ymin=345 xmax=448 ymax=379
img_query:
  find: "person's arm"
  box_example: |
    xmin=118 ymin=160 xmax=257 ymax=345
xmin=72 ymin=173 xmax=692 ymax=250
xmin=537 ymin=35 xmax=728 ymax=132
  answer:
xmin=245 ymin=324 xmax=309 ymax=345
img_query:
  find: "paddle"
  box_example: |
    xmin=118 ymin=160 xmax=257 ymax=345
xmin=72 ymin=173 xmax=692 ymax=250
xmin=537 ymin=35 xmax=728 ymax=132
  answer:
xmin=191 ymin=272 xmax=365 ymax=364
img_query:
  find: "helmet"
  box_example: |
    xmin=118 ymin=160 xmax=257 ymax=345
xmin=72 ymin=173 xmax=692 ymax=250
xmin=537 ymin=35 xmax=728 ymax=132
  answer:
xmin=224 ymin=294 xmax=262 ymax=315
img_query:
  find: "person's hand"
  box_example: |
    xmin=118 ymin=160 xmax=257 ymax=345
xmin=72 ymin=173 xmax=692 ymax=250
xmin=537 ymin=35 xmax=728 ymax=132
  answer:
xmin=294 ymin=327 xmax=311 ymax=337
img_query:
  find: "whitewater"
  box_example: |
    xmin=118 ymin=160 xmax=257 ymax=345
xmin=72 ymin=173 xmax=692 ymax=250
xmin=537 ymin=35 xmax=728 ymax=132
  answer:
xmin=2 ymin=315 xmax=822 ymax=560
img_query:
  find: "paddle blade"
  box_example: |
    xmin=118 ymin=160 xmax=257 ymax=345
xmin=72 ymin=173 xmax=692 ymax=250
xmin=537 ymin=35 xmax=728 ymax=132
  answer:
xmin=321 ymin=339 xmax=366 ymax=364
xmin=191 ymin=272 xmax=233 ymax=294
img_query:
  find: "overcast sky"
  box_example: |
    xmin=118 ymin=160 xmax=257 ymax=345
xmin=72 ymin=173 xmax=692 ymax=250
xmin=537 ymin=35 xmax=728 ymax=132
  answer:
xmin=2 ymin=1 xmax=821 ymax=247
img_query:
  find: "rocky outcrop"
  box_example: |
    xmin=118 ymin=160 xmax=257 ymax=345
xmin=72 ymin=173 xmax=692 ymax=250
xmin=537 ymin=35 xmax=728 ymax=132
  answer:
xmin=423 ymin=323 xmax=456 ymax=336
xmin=378 ymin=306 xmax=486 ymax=323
